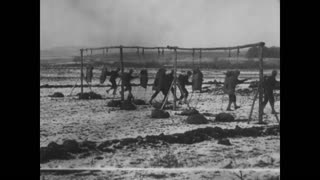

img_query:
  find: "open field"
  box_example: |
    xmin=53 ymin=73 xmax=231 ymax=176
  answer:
xmin=40 ymin=61 xmax=280 ymax=180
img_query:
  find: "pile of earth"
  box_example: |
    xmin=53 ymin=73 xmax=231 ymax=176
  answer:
xmin=215 ymin=113 xmax=235 ymax=122
xmin=107 ymin=100 xmax=122 ymax=107
xmin=151 ymin=109 xmax=170 ymax=118
xmin=40 ymin=140 xmax=93 ymax=163
xmin=178 ymin=108 xmax=199 ymax=116
xmin=120 ymin=100 xmax=136 ymax=110
xmin=185 ymin=114 xmax=208 ymax=124
xmin=40 ymin=125 xmax=279 ymax=163
xmin=78 ymin=92 xmax=102 ymax=100
xmin=48 ymin=92 xmax=64 ymax=98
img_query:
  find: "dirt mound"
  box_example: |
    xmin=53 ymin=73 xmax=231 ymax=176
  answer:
xmin=62 ymin=140 xmax=82 ymax=153
xmin=120 ymin=100 xmax=136 ymax=110
xmin=40 ymin=142 xmax=75 ymax=163
xmin=107 ymin=100 xmax=122 ymax=107
xmin=180 ymin=108 xmax=199 ymax=116
xmin=215 ymin=113 xmax=235 ymax=122
xmin=185 ymin=114 xmax=208 ymax=124
xmin=151 ymin=109 xmax=170 ymax=118
xmin=133 ymin=99 xmax=147 ymax=105
xmin=49 ymin=92 xmax=64 ymax=97
xmin=217 ymin=138 xmax=232 ymax=146
xmin=40 ymin=125 xmax=279 ymax=163
xmin=88 ymin=92 xmax=102 ymax=99
xmin=78 ymin=92 xmax=102 ymax=100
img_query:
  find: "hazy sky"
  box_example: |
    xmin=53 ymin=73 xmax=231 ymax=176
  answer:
xmin=40 ymin=0 xmax=280 ymax=50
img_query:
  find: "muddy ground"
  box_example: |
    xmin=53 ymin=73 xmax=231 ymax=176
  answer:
xmin=40 ymin=65 xmax=280 ymax=179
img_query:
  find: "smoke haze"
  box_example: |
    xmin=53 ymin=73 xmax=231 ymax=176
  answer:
xmin=40 ymin=0 xmax=280 ymax=50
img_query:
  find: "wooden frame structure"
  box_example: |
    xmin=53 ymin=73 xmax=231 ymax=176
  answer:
xmin=79 ymin=42 xmax=265 ymax=123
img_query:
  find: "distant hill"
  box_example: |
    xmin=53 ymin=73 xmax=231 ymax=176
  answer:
xmin=40 ymin=46 xmax=82 ymax=60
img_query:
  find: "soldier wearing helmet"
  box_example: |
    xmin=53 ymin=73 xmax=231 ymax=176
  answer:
xmin=121 ymin=69 xmax=138 ymax=100
xmin=177 ymin=70 xmax=193 ymax=104
xmin=223 ymin=69 xmax=251 ymax=111
xmin=262 ymin=70 xmax=280 ymax=114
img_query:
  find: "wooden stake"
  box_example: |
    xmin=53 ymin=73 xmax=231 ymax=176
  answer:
xmin=192 ymin=49 xmax=195 ymax=67
xmin=173 ymin=49 xmax=177 ymax=111
xmin=199 ymin=49 xmax=202 ymax=67
xmin=248 ymin=90 xmax=259 ymax=124
xmin=160 ymin=80 xmax=175 ymax=110
xmin=120 ymin=46 xmax=124 ymax=101
xmin=258 ymin=43 xmax=265 ymax=123
xmin=80 ymin=49 xmax=84 ymax=95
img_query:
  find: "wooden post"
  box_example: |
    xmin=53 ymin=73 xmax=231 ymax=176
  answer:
xmin=173 ymin=48 xmax=177 ymax=110
xmin=248 ymin=90 xmax=259 ymax=123
xmin=162 ymin=48 xmax=164 ymax=55
xmin=192 ymin=49 xmax=195 ymax=67
xmin=199 ymin=49 xmax=202 ymax=67
xmin=120 ymin=46 xmax=124 ymax=101
xmin=80 ymin=49 xmax=84 ymax=95
xmin=258 ymin=42 xmax=265 ymax=123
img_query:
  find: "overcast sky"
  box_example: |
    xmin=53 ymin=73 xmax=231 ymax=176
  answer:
xmin=40 ymin=0 xmax=279 ymax=50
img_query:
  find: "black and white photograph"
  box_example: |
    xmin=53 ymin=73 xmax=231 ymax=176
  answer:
xmin=40 ymin=0 xmax=280 ymax=179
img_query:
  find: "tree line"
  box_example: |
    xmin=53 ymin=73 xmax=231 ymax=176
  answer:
xmin=246 ymin=46 xmax=280 ymax=58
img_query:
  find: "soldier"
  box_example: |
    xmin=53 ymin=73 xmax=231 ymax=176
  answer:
xmin=224 ymin=70 xmax=250 ymax=111
xmin=149 ymin=68 xmax=167 ymax=104
xmin=121 ymin=69 xmax=139 ymax=99
xmin=164 ymin=70 xmax=176 ymax=96
xmin=149 ymin=69 xmax=177 ymax=105
xmin=177 ymin=71 xmax=192 ymax=104
xmin=106 ymin=67 xmax=120 ymax=95
xmin=262 ymin=70 xmax=280 ymax=114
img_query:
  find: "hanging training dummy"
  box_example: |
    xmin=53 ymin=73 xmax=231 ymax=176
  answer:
xmin=140 ymin=69 xmax=148 ymax=89
xmin=85 ymin=65 xmax=94 ymax=83
xmin=100 ymin=65 xmax=109 ymax=84
xmin=152 ymin=68 xmax=166 ymax=91
xmin=192 ymin=67 xmax=203 ymax=92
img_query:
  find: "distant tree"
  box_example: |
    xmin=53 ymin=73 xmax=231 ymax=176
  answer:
xmin=73 ymin=56 xmax=81 ymax=63
xmin=246 ymin=46 xmax=280 ymax=58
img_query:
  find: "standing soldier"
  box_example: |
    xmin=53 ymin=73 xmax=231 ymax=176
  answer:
xmin=164 ymin=70 xmax=176 ymax=97
xmin=106 ymin=67 xmax=121 ymax=95
xmin=121 ymin=69 xmax=139 ymax=100
xmin=149 ymin=68 xmax=166 ymax=104
xmin=262 ymin=70 xmax=280 ymax=114
xmin=223 ymin=70 xmax=250 ymax=111
xmin=177 ymin=71 xmax=192 ymax=104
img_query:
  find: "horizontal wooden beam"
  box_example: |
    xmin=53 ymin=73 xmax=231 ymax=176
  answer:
xmin=167 ymin=42 xmax=264 ymax=51
xmin=80 ymin=42 xmax=264 ymax=52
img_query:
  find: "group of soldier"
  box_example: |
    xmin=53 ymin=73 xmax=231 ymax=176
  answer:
xmin=100 ymin=66 xmax=279 ymax=114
